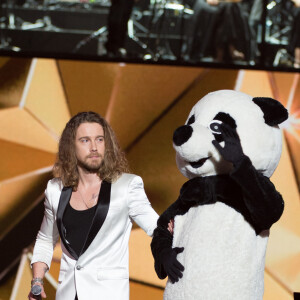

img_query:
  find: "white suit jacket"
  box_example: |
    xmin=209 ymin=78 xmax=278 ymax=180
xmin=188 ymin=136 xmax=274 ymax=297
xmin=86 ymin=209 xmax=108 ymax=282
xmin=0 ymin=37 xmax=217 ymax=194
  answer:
xmin=31 ymin=173 xmax=159 ymax=300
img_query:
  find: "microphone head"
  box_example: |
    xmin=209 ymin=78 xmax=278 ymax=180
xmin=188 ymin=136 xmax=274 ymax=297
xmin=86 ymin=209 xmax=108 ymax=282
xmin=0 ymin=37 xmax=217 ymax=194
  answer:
xmin=31 ymin=284 xmax=42 ymax=296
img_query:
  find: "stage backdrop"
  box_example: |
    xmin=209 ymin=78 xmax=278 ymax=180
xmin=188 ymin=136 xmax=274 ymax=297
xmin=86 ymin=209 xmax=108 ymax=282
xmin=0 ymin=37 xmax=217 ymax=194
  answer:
xmin=0 ymin=57 xmax=299 ymax=299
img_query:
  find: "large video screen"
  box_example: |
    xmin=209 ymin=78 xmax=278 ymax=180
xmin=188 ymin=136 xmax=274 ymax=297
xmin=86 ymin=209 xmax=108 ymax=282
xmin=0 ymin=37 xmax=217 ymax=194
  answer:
xmin=0 ymin=0 xmax=299 ymax=71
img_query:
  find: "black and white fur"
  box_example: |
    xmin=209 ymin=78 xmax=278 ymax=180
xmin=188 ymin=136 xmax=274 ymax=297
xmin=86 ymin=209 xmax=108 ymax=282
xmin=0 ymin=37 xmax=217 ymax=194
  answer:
xmin=151 ymin=90 xmax=288 ymax=300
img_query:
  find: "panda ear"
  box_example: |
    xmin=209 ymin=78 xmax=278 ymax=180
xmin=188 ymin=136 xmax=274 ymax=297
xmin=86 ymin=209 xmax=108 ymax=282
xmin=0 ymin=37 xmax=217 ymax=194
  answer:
xmin=252 ymin=97 xmax=288 ymax=126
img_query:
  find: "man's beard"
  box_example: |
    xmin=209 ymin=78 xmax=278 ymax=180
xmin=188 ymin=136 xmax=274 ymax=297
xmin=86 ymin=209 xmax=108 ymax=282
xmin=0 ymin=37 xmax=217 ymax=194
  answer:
xmin=77 ymin=155 xmax=103 ymax=173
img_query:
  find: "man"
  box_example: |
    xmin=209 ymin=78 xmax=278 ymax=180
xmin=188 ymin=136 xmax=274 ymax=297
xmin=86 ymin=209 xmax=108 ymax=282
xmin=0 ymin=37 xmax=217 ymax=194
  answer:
xmin=28 ymin=111 xmax=159 ymax=300
xmin=184 ymin=0 xmax=252 ymax=62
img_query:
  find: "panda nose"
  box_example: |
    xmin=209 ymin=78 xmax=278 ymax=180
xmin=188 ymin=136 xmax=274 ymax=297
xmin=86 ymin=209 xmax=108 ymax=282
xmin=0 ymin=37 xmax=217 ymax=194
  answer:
xmin=173 ymin=125 xmax=193 ymax=146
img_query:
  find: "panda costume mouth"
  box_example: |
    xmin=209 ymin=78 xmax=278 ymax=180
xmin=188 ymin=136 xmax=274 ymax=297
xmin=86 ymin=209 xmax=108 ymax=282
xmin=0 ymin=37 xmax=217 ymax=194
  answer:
xmin=189 ymin=157 xmax=210 ymax=168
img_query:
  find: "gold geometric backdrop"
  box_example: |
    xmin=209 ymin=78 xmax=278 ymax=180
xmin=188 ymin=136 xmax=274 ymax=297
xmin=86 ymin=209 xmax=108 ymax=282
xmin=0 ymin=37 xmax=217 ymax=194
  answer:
xmin=0 ymin=56 xmax=299 ymax=300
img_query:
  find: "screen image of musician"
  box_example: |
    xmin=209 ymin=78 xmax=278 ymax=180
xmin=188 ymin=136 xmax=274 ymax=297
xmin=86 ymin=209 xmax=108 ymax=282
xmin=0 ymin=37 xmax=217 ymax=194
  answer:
xmin=289 ymin=0 xmax=300 ymax=68
xmin=183 ymin=0 xmax=255 ymax=64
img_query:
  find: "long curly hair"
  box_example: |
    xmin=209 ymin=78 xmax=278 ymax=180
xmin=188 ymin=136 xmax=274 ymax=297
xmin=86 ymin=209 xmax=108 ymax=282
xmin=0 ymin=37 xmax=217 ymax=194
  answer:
xmin=53 ymin=112 xmax=129 ymax=188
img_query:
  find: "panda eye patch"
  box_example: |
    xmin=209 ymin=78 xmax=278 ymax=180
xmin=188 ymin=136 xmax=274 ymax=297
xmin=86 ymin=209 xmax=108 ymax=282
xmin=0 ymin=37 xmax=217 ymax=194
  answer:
xmin=187 ymin=115 xmax=195 ymax=125
xmin=209 ymin=120 xmax=223 ymax=134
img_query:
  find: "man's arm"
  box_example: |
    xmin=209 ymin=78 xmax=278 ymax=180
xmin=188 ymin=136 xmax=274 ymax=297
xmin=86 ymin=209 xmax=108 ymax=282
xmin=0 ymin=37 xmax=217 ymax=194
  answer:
xmin=29 ymin=182 xmax=60 ymax=298
xmin=28 ymin=262 xmax=48 ymax=299
xmin=127 ymin=176 xmax=159 ymax=236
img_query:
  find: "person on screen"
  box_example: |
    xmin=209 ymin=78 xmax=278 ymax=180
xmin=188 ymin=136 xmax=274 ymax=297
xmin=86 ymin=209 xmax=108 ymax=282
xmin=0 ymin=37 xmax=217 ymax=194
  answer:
xmin=28 ymin=111 xmax=159 ymax=300
xmin=105 ymin=0 xmax=135 ymax=56
xmin=290 ymin=1 xmax=300 ymax=68
xmin=184 ymin=0 xmax=253 ymax=63
xmin=248 ymin=0 xmax=263 ymax=62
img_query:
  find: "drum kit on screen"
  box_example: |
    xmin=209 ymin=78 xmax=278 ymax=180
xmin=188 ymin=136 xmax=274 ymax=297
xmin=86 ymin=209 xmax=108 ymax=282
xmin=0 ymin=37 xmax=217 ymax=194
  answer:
xmin=0 ymin=0 xmax=194 ymax=59
xmin=71 ymin=0 xmax=195 ymax=59
xmin=1 ymin=0 xmax=294 ymax=65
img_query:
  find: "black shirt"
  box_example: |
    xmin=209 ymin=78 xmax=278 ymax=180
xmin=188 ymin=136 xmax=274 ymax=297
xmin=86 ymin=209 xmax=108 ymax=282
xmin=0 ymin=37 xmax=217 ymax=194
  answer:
xmin=63 ymin=202 xmax=97 ymax=257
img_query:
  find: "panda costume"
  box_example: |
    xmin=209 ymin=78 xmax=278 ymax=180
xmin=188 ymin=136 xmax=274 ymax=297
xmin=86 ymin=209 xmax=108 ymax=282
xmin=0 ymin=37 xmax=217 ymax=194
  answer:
xmin=151 ymin=90 xmax=288 ymax=300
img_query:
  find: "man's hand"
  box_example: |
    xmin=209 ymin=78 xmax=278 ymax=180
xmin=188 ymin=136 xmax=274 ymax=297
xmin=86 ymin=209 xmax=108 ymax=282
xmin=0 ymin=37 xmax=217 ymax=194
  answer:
xmin=167 ymin=219 xmax=174 ymax=235
xmin=212 ymin=123 xmax=245 ymax=164
xmin=161 ymin=247 xmax=185 ymax=283
xmin=207 ymin=0 xmax=219 ymax=5
xmin=29 ymin=262 xmax=48 ymax=300
xmin=28 ymin=283 xmax=46 ymax=299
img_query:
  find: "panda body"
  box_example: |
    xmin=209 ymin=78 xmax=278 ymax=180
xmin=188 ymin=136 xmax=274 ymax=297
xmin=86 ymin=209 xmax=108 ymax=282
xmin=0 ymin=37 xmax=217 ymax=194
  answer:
xmin=165 ymin=203 xmax=268 ymax=300
xmin=151 ymin=90 xmax=288 ymax=300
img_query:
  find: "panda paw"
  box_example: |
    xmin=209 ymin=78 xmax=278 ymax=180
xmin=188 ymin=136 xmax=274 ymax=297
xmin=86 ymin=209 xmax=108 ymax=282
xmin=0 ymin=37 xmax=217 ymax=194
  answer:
xmin=212 ymin=123 xmax=245 ymax=164
xmin=161 ymin=247 xmax=185 ymax=283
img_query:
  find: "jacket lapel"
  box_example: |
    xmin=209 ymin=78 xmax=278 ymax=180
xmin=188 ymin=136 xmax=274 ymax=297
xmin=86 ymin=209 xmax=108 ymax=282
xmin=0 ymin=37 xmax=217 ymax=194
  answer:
xmin=56 ymin=186 xmax=79 ymax=260
xmin=80 ymin=180 xmax=111 ymax=256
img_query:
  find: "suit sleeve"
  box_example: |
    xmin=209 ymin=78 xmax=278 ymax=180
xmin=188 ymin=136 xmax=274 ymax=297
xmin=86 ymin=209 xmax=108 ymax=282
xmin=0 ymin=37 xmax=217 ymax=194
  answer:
xmin=230 ymin=156 xmax=284 ymax=234
xmin=127 ymin=176 xmax=159 ymax=237
xmin=31 ymin=181 xmax=60 ymax=269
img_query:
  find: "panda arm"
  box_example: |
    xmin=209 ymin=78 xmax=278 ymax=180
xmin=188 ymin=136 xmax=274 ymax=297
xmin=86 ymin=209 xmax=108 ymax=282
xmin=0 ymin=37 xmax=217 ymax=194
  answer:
xmin=230 ymin=156 xmax=284 ymax=234
xmin=151 ymin=197 xmax=190 ymax=279
xmin=151 ymin=223 xmax=173 ymax=279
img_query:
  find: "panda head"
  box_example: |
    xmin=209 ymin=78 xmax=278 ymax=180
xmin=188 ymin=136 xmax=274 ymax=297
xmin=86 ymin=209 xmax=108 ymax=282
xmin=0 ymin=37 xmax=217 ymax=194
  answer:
xmin=173 ymin=90 xmax=288 ymax=179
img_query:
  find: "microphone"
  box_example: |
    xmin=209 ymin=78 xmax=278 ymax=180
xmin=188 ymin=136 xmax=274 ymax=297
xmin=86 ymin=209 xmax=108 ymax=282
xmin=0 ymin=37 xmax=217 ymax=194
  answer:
xmin=30 ymin=284 xmax=42 ymax=299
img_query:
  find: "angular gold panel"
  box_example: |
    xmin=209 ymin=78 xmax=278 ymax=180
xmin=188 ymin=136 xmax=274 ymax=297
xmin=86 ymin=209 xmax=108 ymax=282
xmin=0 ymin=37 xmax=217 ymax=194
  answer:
xmin=270 ymin=136 xmax=300 ymax=235
xmin=58 ymin=60 xmax=119 ymax=116
xmin=264 ymin=271 xmax=293 ymax=300
xmin=0 ymin=57 xmax=31 ymax=108
xmin=0 ymin=107 xmax=58 ymax=153
xmin=10 ymin=253 xmax=32 ymax=300
xmin=129 ymin=228 xmax=166 ymax=288
xmin=127 ymin=68 xmax=239 ymax=213
xmin=52 ymin=242 xmax=63 ymax=262
xmin=284 ymin=74 xmax=300 ymax=187
xmin=0 ymin=267 xmax=15 ymax=299
xmin=270 ymin=72 xmax=296 ymax=106
xmin=239 ymin=70 xmax=273 ymax=97
xmin=289 ymin=74 xmax=300 ymax=113
xmin=266 ymin=136 xmax=300 ymax=292
xmin=267 ymin=227 xmax=300 ymax=264
xmin=0 ymin=56 xmax=11 ymax=68
xmin=0 ymin=139 xmax=55 ymax=181
xmin=48 ymin=260 xmax=61 ymax=284
xmin=272 ymin=251 xmax=300 ymax=290
xmin=23 ymin=59 xmax=71 ymax=137
xmin=130 ymin=281 xmax=163 ymax=300
xmin=108 ymin=64 xmax=203 ymax=149
xmin=0 ymin=170 xmax=52 ymax=238
xmin=285 ymin=132 xmax=300 ymax=189
xmin=49 ymin=243 xmax=62 ymax=281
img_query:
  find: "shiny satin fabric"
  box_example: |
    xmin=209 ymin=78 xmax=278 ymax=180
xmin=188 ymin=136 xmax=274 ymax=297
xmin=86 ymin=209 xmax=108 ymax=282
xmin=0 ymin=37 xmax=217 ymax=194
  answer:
xmin=31 ymin=173 xmax=159 ymax=300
